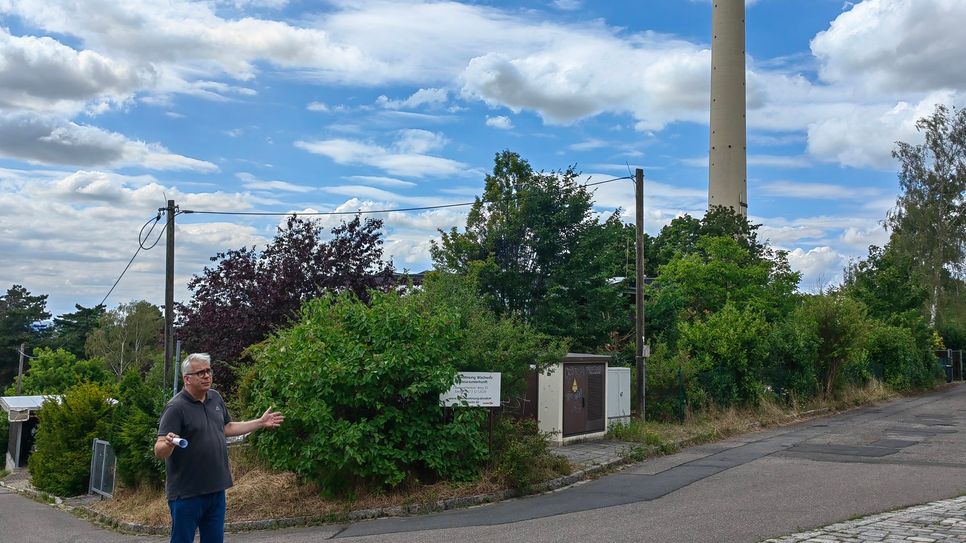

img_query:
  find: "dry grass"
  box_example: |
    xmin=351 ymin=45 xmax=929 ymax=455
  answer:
xmin=90 ymin=446 xmax=509 ymax=526
xmin=613 ymin=379 xmax=902 ymax=455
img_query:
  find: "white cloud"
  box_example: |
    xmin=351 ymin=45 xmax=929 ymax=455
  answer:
xmin=485 ymin=115 xmax=514 ymax=129
xmin=747 ymin=155 xmax=811 ymax=168
xmin=786 ymin=246 xmax=847 ymax=291
xmin=0 ymin=112 xmax=217 ymax=171
xmin=569 ymin=139 xmax=608 ymax=151
xmin=805 ymin=93 xmax=957 ymax=169
xmin=376 ymin=88 xmax=449 ymax=110
xmin=759 ymin=180 xmax=883 ymax=201
xmin=812 ymin=0 xmax=966 ymax=93
xmin=306 ymin=101 xmax=329 ymax=112
xmin=294 ymin=129 xmax=465 ymax=177
xmin=345 ymin=175 xmax=417 ymax=188
xmin=0 ymin=27 xmax=156 ymax=114
xmin=237 ymin=172 xmax=315 ymax=192
xmin=552 ymin=0 xmax=583 ymax=10
xmin=0 ymin=168 xmax=264 ymax=314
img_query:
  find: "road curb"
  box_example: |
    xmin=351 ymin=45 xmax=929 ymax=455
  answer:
xmin=0 ymin=454 xmax=631 ymax=536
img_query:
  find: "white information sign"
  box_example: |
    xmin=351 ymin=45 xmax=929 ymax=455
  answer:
xmin=440 ymin=372 xmax=501 ymax=407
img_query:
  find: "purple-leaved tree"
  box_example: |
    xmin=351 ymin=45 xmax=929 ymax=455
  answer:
xmin=176 ymin=215 xmax=395 ymax=393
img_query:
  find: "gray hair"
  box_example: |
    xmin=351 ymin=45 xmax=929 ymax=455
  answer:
xmin=181 ymin=353 xmax=211 ymax=376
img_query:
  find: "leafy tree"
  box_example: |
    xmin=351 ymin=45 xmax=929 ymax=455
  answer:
xmin=85 ymin=301 xmax=163 ymax=380
xmin=28 ymin=382 xmax=114 ymax=496
xmin=3 ymin=348 xmax=112 ymax=395
xmin=646 ymin=236 xmax=800 ymax=341
xmin=177 ymin=214 xmax=394 ymax=394
xmin=649 ymin=205 xmax=765 ymax=270
xmin=48 ymin=304 xmax=106 ymax=358
xmin=0 ymin=285 xmax=50 ymax=388
xmin=888 ymin=104 xmax=966 ymax=326
xmin=844 ymin=242 xmax=928 ymax=321
xmin=431 ymin=150 xmax=629 ymax=351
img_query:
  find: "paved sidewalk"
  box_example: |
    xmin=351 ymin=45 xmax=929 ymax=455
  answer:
xmin=551 ymin=439 xmax=632 ymax=469
xmin=764 ymin=496 xmax=966 ymax=542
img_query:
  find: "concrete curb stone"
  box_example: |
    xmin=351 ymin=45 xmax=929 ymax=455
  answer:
xmin=0 ymin=452 xmax=631 ymax=536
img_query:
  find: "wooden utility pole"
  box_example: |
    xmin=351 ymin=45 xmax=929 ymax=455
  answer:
xmin=635 ymin=168 xmax=646 ymax=420
xmin=16 ymin=342 xmax=25 ymax=394
xmin=163 ymin=200 xmax=175 ymax=388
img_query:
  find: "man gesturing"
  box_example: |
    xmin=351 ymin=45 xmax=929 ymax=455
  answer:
xmin=155 ymin=353 xmax=283 ymax=543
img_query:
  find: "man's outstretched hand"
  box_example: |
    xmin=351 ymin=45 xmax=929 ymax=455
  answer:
xmin=259 ymin=406 xmax=284 ymax=429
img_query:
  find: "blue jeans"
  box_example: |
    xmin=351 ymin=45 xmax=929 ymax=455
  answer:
xmin=168 ymin=490 xmax=226 ymax=543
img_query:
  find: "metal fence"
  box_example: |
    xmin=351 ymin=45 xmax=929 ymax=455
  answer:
xmin=936 ymin=350 xmax=964 ymax=383
xmin=89 ymin=439 xmax=116 ymax=498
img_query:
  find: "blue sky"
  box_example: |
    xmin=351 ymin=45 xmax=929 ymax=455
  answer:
xmin=1 ymin=0 xmax=964 ymax=317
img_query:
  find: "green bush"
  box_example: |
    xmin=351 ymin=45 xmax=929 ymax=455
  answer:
xmin=677 ymin=302 xmax=770 ymax=406
xmin=635 ymin=341 xmax=688 ymax=421
xmin=797 ymin=294 xmax=869 ymax=397
xmin=107 ymin=370 xmax=167 ymax=488
xmin=490 ymin=417 xmax=569 ymax=489
xmin=245 ymin=291 xmax=489 ymax=493
xmin=765 ymin=312 xmax=821 ymax=401
xmin=866 ymin=320 xmax=942 ymax=390
xmin=0 ymin=418 xmax=7 ymax=457
xmin=28 ymin=382 xmax=114 ymax=496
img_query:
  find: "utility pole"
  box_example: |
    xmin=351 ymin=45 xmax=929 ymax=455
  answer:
xmin=635 ymin=168 xmax=646 ymax=421
xmin=16 ymin=342 xmax=25 ymax=395
xmin=164 ymin=199 xmax=176 ymax=388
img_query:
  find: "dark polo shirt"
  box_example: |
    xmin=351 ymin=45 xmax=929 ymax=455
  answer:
xmin=157 ymin=388 xmax=233 ymax=500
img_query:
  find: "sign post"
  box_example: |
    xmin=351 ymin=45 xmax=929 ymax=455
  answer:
xmin=441 ymin=372 xmax=502 ymax=451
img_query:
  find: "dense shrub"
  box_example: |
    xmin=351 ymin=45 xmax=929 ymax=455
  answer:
xmin=765 ymin=312 xmax=821 ymax=401
xmin=636 ymin=341 xmax=688 ymax=421
xmin=866 ymin=321 xmax=942 ymax=390
xmin=28 ymin=382 xmax=114 ymax=496
xmin=245 ymin=291 xmax=489 ymax=493
xmin=797 ymin=294 xmax=870 ymax=397
xmin=490 ymin=417 xmax=569 ymax=489
xmin=677 ymin=302 xmax=770 ymax=406
xmin=416 ymin=272 xmax=566 ymax=397
xmin=107 ymin=370 xmax=167 ymax=488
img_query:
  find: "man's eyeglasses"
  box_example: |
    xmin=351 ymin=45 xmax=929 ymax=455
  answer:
xmin=185 ymin=368 xmax=213 ymax=378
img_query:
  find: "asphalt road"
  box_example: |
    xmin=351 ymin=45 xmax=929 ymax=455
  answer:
xmin=3 ymin=384 xmax=966 ymax=543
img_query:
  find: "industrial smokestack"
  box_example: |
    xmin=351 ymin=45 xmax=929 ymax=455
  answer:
xmin=708 ymin=0 xmax=748 ymax=215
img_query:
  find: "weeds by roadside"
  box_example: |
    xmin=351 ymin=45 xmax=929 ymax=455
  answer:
xmin=610 ymin=380 xmax=900 ymax=458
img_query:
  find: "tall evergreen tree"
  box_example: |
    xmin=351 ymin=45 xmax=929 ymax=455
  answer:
xmin=49 ymin=304 xmax=106 ymax=358
xmin=0 ymin=285 xmax=50 ymax=388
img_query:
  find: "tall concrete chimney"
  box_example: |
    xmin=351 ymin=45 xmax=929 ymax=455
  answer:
xmin=708 ymin=0 xmax=748 ymax=215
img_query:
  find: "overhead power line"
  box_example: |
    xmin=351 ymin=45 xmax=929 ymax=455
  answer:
xmin=98 ymin=208 xmax=179 ymax=307
xmin=94 ymin=174 xmax=634 ymax=307
xmin=180 ymin=175 xmax=633 ymax=217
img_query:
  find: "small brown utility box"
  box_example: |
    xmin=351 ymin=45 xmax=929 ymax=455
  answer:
xmin=538 ymin=353 xmax=609 ymax=444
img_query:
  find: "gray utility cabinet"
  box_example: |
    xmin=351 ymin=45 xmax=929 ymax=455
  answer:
xmin=607 ymin=367 xmax=631 ymax=426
